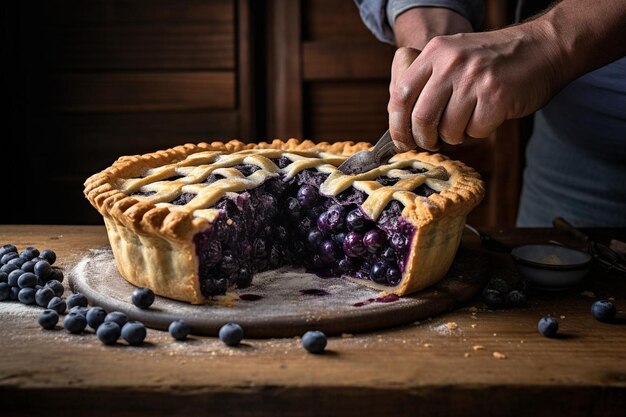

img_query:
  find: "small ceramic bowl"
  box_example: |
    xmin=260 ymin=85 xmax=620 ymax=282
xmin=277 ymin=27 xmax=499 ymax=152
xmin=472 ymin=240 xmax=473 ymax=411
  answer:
xmin=511 ymin=244 xmax=592 ymax=289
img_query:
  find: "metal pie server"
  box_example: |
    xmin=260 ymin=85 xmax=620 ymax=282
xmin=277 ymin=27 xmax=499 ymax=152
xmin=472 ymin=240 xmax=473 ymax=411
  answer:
xmin=338 ymin=129 xmax=399 ymax=175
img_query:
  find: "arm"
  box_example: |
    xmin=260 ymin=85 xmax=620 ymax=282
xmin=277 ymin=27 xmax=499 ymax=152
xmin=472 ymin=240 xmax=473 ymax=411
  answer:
xmin=387 ymin=0 xmax=626 ymax=151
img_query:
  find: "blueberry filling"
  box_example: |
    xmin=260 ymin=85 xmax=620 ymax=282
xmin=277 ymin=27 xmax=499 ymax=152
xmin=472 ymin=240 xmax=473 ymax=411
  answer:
xmin=186 ymin=166 xmax=437 ymax=297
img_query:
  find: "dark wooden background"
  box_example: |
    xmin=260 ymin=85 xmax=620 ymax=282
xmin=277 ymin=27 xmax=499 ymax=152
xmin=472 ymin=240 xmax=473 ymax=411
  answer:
xmin=1 ymin=0 xmax=521 ymax=227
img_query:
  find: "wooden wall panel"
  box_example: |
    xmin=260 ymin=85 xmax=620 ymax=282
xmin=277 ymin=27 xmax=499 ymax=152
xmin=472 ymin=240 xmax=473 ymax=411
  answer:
xmin=45 ymin=72 xmax=236 ymax=112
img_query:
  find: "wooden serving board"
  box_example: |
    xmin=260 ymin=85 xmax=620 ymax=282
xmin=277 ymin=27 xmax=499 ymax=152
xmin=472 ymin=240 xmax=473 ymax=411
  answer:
xmin=69 ymin=247 xmax=487 ymax=338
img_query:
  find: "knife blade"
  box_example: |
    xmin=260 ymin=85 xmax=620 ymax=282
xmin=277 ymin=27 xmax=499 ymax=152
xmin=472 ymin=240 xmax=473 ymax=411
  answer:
xmin=337 ymin=129 xmax=399 ymax=175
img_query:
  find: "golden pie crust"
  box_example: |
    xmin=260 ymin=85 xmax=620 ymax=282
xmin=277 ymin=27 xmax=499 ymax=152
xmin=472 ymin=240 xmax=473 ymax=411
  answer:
xmin=84 ymin=139 xmax=484 ymax=303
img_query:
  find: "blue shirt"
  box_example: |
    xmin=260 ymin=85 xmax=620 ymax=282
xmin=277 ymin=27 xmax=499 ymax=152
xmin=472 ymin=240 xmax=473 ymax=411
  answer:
xmin=355 ymin=0 xmax=626 ymax=227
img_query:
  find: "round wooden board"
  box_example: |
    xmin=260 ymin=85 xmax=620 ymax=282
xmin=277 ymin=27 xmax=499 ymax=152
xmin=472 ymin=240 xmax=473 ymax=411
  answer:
xmin=69 ymin=247 xmax=487 ymax=338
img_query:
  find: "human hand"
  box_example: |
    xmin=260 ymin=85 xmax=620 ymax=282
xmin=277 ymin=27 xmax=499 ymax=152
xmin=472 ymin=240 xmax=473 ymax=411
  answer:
xmin=388 ymin=24 xmax=564 ymax=151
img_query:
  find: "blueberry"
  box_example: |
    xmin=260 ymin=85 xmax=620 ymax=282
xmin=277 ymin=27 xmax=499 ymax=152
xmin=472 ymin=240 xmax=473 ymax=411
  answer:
xmin=0 ymin=272 xmax=6 ymax=284
xmin=333 ymin=232 xmax=347 ymax=245
xmin=286 ymin=197 xmax=302 ymax=219
xmin=37 ymin=309 xmax=59 ymax=330
xmin=104 ymin=311 xmax=128 ymax=328
xmin=121 ymin=321 xmax=147 ymax=346
xmin=64 ymin=312 xmax=88 ymax=333
xmin=345 ymin=209 xmax=367 ymax=232
xmin=390 ymin=233 xmax=408 ymax=252
xmin=302 ymin=330 xmax=327 ymax=354
xmin=1 ymin=252 xmax=19 ymax=264
xmin=0 ymin=244 xmax=17 ymax=258
xmin=506 ymin=290 xmax=527 ymax=307
xmin=343 ymin=231 xmax=367 ymax=258
xmin=8 ymin=269 xmax=24 ymax=286
xmin=47 ymin=297 xmax=67 ymax=314
xmin=70 ymin=306 xmax=90 ymax=317
xmin=96 ymin=321 xmax=121 ymax=345
xmin=386 ymin=267 xmax=402 ymax=285
xmin=297 ymin=217 xmax=313 ymax=235
xmin=218 ymin=323 xmax=244 ymax=346
xmin=17 ymin=272 xmax=37 ymax=288
xmin=131 ymin=287 xmax=155 ymax=310
xmin=0 ymin=263 xmax=19 ymax=275
xmin=487 ymin=277 xmax=510 ymax=294
xmin=297 ymin=185 xmax=318 ymax=208
xmin=21 ymin=260 xmax=37 ymax=273
xmin=320 ymin=240 xmax=340 ymax=262
xmin=337 ymin=257 xmax=355 ymax=274
xmin=20 ymin=247 xmax=40 ymax=260
xmin=482 ymin=288 xmax=503 ymax=309
xmin=34 ymin=261 xmax=51 ymax=280
xmin=363 ymin=229 xmax=387 ymax=254
xmin=220 ymin=253 xmax=239 ymax=276
xmin=307 ymin=229 xmax=325 ymax=249
xmin=18 ymin=287 xmax=36 ymax=305
xmin=66 ymin=293 xmax=88 ymax=309
xmin=35 ymin=287 xmax=55 ymax=307
xmin=44 ymin=279 xmax=64 ymax=297
xmin=538 ymin=316 xmax=559 ymax=338
xmin=47 ymin=268 xmax=64 ymax=283
xmin=317 ymin=205 xmax=345 ymax=233
xmin=8 ymin=257 xmax=26 ymax=269
xmin=40 ymin=249 xmax=56 ymax=265
xmin=9 ymin=286 xmax=20 ymax=300
xmin=236 ymin=268 xmax=253 ymax=288
xmin=591 ymin=300 xmax=616 ymax=322
xmin=169 ymin=320 xmax=190 ymax=340
xmin=86 ymin=306 xmax=107 ymax=329
xmin=370 ymin=261 xmax=388 ymax=284
xmin=0 ymin=282 xmax=10 ymax=301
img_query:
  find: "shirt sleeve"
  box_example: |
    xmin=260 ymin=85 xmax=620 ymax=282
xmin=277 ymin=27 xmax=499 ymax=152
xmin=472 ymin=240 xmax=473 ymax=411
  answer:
xmin=354 ymin=0 xmax=485 ymax=45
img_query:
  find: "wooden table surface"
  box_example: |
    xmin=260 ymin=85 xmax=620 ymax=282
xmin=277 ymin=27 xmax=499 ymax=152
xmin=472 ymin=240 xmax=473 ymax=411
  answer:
xmin=0 ymin=225 xmax=625 ymax=417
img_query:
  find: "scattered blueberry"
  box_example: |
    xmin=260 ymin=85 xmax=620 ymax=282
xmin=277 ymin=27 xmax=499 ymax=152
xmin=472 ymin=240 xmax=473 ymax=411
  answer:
xmin=169 ymin=320 xmax=190 ymax=340
xmin=39 ymin=249 xmax=56 ymax=265
xmin=34 ymin=260 xmax=51 ymax=280
xmin=104 ymin=311 xmax=128 ymax=328
xmin=17 ymin=272 xmax=37 ymax=289
xmin=131 ymin=287 xmax=155 ymax=310
xmin=8 ymin=269 xmax=24 ymax=286
xmin=35 ymin=287 xmax=55 ymax=307
xmin=302 ymin=330 xmax=327 ymax=354
xmin=506 ymin=290 xmax=527 ymax=307
xmin=538 ymin=316 xmax=559 ymax=338
xmin=0 ymin=244 xmax=17 ymax=258
xmin=18 ymin=288 xmax=36 ymax=305
xmin=591 ymin=300 xmax=616 ymax=322
xmin=96 ymin=321 xmax=121 ymax=345
xmin=47 ymin=297 xmax=67 ymax=314
xmin=0 ymin=272 xmax=6 ymax=284
xmin=37 ymin=309 xmax=59 ymax=330
xmin=482 ymin=288 xmax=504 ymax=309
xmin=0 ymin=263 xmax=19 ymax=275
xmin=47 ymin=268 xmax=64 ymax=283
xmin=219 ymin=323 xmax=244 ymax=346
xmin=20 ymin=247 xmax=40 ymax=261
xmin=121 ymin=321 xmax=147 ymax=346
xmin=9 ymin=286 xmax=20 ymax=300
xmin=0 ymin=282 xmax=10 ymax=301
xmin=21 ymin=260 xmax=37 ymax=273
xmin=69 ymin=306 xmax=90 ymax=316
xmin=66 ymin=293 xmax=88 ymax=309
xmin=63 ymin=312 xmax=87 ymax=334
xmin=86 ymin=306 xmax=107 ymax=329
xmin=44 ymin=280 xmax=64 ymax=297
xmin=1 ymin=252 xmax=19 ymax=265
xmin=8 ymin=257 xmax=27 ymax=269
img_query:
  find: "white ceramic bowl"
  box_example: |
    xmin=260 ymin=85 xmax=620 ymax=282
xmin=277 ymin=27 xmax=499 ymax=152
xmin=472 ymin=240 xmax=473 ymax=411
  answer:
xmin=511 ymin=244 xmax=592 ymax=289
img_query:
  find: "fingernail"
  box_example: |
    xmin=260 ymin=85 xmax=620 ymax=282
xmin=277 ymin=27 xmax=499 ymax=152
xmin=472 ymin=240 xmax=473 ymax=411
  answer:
xmin=393 ymin=140 xmax=411 ymax=152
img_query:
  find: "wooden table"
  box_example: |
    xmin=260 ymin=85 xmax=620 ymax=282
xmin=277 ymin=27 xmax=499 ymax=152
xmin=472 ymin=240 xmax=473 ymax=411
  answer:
xmin=1 ymin=225 xmax=625 ymax=416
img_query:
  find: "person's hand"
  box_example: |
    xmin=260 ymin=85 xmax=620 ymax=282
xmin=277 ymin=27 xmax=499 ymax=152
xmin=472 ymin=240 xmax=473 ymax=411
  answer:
xmin=388 ymin=24 xmax=565 ymax=151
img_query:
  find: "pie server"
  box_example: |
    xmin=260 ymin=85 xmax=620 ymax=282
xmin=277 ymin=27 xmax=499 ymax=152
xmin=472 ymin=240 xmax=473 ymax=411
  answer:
xmin=337 ymin=129 xmax=400 ymax=175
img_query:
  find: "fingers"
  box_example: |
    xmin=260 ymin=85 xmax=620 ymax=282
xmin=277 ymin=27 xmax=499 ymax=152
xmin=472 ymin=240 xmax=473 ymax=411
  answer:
xmin=388 ymin=47 xmax=430 ymax=152
xmin=410 ymin=76 xmax=452 ymax=150
xmin=439 ymin=87 xmax=477 ymax=145
xmin=465 ymin=96 xmax=504 ymax=139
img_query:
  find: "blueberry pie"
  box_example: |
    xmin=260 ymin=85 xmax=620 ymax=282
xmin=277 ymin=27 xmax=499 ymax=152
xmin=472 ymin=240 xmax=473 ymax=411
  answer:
xmin=84 ymin=140 xmax=484 ymax=304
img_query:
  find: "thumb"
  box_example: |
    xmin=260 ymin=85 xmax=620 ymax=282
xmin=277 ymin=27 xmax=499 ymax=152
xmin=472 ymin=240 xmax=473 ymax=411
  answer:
xmin=389 ymin=47 xmax=421 ymax=152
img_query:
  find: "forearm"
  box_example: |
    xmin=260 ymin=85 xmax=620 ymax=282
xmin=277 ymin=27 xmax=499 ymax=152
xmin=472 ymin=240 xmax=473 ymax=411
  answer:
xmin=393 ymin=7 xmax=473 ymax=49
xmin=528 ymin=0 xmax=626 ymax=88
